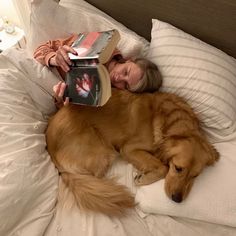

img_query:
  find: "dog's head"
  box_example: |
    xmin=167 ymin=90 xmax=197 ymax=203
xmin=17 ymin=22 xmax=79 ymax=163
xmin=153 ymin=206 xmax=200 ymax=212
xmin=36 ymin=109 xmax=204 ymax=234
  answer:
xmin=161 ymin=135 xmax=219 ymax=203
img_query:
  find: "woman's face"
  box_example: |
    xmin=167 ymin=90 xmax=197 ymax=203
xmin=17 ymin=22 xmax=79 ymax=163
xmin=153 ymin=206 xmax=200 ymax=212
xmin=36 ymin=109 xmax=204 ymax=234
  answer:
xmin=108 ymin=60 xmax=143 ymax=90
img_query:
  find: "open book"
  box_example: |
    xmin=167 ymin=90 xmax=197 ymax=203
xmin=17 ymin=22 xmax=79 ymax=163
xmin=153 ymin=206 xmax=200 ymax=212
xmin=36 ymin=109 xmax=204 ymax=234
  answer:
xmin=64 ymin=29 xmax=121 ymax=106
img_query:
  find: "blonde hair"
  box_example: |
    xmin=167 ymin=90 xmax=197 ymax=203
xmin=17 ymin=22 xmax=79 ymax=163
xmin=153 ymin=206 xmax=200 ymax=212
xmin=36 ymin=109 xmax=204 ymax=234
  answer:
xmin=129 ymin=58 xmax=162 ymax=93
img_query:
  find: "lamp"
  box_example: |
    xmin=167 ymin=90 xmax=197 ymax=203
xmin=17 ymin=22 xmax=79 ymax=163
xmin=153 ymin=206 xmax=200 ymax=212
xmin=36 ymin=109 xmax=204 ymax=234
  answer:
xmin=0 ymin=0 xmax=21 ymax=27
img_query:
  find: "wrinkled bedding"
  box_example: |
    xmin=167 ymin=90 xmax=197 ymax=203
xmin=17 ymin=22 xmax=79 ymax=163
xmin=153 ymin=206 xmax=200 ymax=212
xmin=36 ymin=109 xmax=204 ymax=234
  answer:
xmin=0 ymin=49 xmax=58 ymax=236
xmin=0 ymin=48 xmax=236 ymax=236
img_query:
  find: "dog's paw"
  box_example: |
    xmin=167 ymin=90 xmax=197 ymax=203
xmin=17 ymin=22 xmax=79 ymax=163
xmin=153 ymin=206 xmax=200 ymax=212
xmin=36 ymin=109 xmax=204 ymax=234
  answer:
xmin=134 ymin=170 xmax=164 ymax=186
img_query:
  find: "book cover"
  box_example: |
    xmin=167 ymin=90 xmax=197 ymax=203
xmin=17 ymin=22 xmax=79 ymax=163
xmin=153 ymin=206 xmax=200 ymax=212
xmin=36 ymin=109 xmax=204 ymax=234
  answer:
xmin=65 ymin=29 xmax=120 ymax=106
xmin=65 ymin=60 xmax=101 ymax=106
xmin=68 ymin=29 xmax=120 ymax=63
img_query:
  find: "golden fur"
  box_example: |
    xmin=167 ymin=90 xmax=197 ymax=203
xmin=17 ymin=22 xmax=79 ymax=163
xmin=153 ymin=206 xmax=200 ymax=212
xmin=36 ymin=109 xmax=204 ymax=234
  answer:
xmin=46 ymin=88 xmax=219 ymax=215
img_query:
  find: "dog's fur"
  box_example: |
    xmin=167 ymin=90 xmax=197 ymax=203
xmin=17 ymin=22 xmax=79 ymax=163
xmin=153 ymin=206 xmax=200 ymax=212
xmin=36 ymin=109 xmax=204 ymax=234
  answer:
xmin=46 ymin=89 xmax=219 ymax=215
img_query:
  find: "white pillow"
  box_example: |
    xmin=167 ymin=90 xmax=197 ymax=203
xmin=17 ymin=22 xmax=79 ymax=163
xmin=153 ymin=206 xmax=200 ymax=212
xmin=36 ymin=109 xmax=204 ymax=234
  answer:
xmin=135 ymin=140 xmax=236 ymax=227
xmin=147 ymin=19 xmax=236 ymax=137
xmin=27 ymin=0 xmax=149 ymax=58
xmin=3 ymin=48 xmax=60 ymax=117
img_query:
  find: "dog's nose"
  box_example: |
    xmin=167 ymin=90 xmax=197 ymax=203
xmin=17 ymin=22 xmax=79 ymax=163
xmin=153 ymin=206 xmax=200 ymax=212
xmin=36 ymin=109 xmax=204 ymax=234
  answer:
xmin=171 ymin=193 xmax=183 ymax=203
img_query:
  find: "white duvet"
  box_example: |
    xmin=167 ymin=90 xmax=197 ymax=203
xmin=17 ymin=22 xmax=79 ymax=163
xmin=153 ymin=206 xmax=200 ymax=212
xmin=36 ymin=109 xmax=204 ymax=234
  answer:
xmin=0 ymin=48 xmax=236 ymax=236
xmin=0 ymin=49 xmax=59 ymax=236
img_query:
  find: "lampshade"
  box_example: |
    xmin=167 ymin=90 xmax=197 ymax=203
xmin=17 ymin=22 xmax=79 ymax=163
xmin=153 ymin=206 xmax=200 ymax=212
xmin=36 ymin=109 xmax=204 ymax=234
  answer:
xmin=0 ymin=0 xmax=21 ymax=26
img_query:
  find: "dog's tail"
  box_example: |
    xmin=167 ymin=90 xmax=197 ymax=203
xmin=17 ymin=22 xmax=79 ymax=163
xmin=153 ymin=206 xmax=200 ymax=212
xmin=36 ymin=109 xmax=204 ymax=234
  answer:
xmin=61 ymin=172 xmax=135 ymax=216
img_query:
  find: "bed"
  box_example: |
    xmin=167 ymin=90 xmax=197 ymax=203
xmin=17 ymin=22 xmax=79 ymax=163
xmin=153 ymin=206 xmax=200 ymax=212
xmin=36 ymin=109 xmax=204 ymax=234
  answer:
xmin=0 ymin=0 xmax=236 ymax=235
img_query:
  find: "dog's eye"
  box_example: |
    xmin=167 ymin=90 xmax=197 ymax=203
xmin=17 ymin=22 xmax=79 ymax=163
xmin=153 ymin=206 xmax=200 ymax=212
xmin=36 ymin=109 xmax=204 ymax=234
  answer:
xmin=174 ymin=165 xmax=183 ymax=173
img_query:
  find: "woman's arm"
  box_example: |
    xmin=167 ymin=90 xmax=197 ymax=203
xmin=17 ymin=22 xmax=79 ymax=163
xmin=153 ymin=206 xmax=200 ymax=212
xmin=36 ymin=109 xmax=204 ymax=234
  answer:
xmin=33 ymin=34 xmax=78 ymax=68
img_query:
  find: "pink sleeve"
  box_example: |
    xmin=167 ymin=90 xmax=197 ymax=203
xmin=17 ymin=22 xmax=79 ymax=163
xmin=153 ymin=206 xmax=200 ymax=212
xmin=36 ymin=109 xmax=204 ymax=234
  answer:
xmin=33 ymin=34 xmax=78 ymax=66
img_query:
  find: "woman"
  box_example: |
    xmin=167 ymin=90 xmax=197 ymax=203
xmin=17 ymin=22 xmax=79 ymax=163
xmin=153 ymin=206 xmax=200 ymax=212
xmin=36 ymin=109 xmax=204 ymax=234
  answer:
xmin=33 ymin=33 xmax=162 ymax=107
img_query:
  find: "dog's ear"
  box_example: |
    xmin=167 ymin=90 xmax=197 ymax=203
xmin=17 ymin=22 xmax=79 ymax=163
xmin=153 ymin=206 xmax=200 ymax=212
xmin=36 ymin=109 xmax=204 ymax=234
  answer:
xmin=158 ymin=137 xmax=184 ymax=164
xmin=206 ymin=144 xmax=220 ymax=166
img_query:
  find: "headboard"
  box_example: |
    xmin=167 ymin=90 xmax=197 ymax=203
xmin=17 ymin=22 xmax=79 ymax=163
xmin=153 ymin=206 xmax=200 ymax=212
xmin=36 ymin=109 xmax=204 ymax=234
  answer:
xmin=85 ymin=0 xmax=236 ymax=59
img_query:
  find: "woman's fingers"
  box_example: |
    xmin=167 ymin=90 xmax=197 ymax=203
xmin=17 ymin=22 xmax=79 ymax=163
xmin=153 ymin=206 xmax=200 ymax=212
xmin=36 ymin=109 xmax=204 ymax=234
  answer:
xmin=55 ymin=51 xmax=70 ymax=72
xmin=53 ymin=81 xmax=64 ymax=101
xmin=53 ymin=81 xmax=62 ymax=95
xmin=55 ymin=45 xmax=78 ymax=72
xmin=58 ymin=82 xmax=66 ymax=98
xmin=53 ymin=82 xmax=70 ymax=108
xmin=63 ymin=45 xmax=77 ymax=55
xmin=64 ymin=97 xmax=70 ymax=106
xmin=59 ymin=46 xmax=72 ymax=65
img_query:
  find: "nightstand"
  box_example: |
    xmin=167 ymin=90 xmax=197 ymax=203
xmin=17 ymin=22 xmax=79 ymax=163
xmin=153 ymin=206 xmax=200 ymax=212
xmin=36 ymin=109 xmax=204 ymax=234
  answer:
xmin=0 ymin=26 xmax=26 ymax=53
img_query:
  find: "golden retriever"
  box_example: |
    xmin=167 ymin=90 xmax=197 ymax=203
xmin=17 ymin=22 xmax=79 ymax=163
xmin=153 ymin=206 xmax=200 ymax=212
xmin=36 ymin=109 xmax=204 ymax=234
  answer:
xmin=46 ymin=88 xmax=219 ymax=215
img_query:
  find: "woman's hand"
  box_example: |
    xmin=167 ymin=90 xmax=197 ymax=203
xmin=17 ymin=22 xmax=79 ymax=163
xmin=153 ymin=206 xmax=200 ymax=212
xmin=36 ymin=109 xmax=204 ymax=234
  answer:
xmin=53 ymin=81 xmax=69 ymax=109
xmin=49 ymin=45 xmax=77 ymax=72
